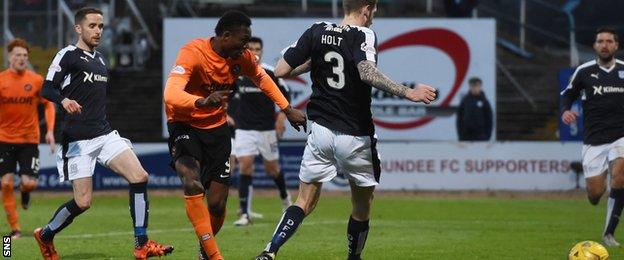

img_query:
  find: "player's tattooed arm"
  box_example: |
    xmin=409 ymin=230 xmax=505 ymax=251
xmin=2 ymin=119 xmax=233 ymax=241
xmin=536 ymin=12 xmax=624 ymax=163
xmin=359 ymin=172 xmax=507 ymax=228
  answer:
xmin=357 ymin=60 xmax=409 ymax=97
xmin=358 ymin=60 xmax=437 ymax=104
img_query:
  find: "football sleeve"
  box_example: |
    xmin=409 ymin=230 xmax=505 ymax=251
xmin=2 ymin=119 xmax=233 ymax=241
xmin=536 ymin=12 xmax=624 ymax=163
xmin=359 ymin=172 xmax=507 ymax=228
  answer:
xmin=41 ymin=49 xmax=73 ymax=105
xmin=560 ymin=67 xmax=584 ymax=111
xmin=283 ymin=25 xmax=314 ymax=68
xmin=352 ymin=27 xmax=378 ymax=64
xmin=163 ymin=46 xmax=203 ymax=110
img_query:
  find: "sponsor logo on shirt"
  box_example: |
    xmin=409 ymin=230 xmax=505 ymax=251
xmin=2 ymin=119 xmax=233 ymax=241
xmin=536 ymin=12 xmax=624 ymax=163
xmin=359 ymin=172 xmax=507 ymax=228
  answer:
xmin=49 ymin=64 xmax=62 ymax=72
xmin=0 ymin=96 xmax=33 ymax=105
xmin=592 ymin=85 xmax=624 ymax=95
xmin=171 ymin=65 xmax=185 ymax=74
xmin=82 ymin=72 xmax=108 ymax=83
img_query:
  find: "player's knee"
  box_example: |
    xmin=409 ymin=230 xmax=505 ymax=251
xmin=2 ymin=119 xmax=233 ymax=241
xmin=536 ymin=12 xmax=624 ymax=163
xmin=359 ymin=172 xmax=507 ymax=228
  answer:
xmin=20 ymin=179 xmax=37 ymax=192
xmin=588 ymin=195 xmax=601 ymax=205
xmin=208 ymin=201 xmax=226 ymax=217
xmin=181 ymin=178 xmax=204 ymax=195
xmin=611 ymin=174 xmax=624 ymax=189
xmin=75 ymin=197 xmax=92 ymax=210
xmin=1 ymin=178 xmax=13 ymax=190
xmin=239 ymin=163 xmax=254 ymax=174
xmin=129 ymin=169 xmax=149 ymax=184
xmin=586 ymin=187 xmax=604 ymax=205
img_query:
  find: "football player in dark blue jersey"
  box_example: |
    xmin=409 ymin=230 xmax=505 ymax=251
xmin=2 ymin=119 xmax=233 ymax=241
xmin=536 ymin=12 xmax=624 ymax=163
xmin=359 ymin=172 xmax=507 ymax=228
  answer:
xmin=561 ymin=27 xmax=624 ymax=247
xmin=231 ymin=37 xmax=293 ymax=226
xmin=255 ymin=1 xmax=436 ymax=259
xmin=36 ymin=7 xmax=173 ymax=260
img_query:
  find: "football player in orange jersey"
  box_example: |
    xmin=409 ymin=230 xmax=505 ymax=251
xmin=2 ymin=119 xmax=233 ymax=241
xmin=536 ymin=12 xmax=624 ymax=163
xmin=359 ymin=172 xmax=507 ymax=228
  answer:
xmin=164 ymin=11 xmax=306 ymax=260
xmin=0 ymin=38 xmax=56 ymax=239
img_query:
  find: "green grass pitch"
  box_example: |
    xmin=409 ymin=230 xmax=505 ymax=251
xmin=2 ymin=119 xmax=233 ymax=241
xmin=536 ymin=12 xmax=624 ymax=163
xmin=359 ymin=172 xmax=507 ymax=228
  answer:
xmin=6 ymin=191 xmax=623 ymax=259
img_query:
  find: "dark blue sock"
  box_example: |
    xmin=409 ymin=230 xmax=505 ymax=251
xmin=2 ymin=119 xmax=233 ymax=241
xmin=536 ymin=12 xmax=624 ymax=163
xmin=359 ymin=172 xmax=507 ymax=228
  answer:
xmin=267 ymin=205 xmax=305 ymax=253
xmin=130 ymin=182 xmax=148 ymax=247
xmin=605 ymin=188 xmax=624 ymax=236
xmin=239 ymin=175 xmax=252 ymax=214
xmin=347 ymin=216 xmax=369 ymax=260
xmin=41 ymin=199 xmax=85 ymax=242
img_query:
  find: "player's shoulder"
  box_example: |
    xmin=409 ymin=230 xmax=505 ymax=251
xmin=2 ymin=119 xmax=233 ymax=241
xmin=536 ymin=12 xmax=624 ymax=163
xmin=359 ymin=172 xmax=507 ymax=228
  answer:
xmin=574 ymin=59 xmax=597 ymax=73
xmin=54 ymin=45 xmax=79 ymax=57
xmin=25 ymin=70 xmax=44 ymax=81
xmin=615 ymin=59 xmax=624 ymax=67
xmin=349 ymin=25 xmax=375 ymax=35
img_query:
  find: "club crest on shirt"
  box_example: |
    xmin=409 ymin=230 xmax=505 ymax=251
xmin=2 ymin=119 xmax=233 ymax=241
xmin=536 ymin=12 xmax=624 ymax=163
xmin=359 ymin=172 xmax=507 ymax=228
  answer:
xmin=619 ymin=70 xmax=624 ymax=79
xmin=24 ymin=84 xmax=32 ymax=91
xmin=231 ymin=64 xmax=241 ymax=74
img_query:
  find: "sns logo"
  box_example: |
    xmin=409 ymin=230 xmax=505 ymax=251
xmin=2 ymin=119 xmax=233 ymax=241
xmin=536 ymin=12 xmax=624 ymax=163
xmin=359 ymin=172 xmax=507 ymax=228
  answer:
xmin=83 ymin=72 xmax=108 ymax=83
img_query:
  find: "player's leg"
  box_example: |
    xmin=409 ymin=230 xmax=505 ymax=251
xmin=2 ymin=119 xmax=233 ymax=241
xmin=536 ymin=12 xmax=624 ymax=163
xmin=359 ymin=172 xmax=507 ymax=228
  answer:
xmin=236 ymin=155 xmax=255 ymax=223
xmin=101 ymin=132 xmax=173 ymax=258
xmin=256 ymin=180 xmax=322 ymax=260
xmin=35 ymin=177 xmax=92 ymax=260
xmin=603 ymin=155 xmax=624 ymax=246
xmin=169 ymin=123 xmax=222 ymax=260
xmin=256 ymin=122 xmax=336 ymax=259
xmin=202 ymin=126 xmax=232 ymax=234
xmin=16 ymin=144 xmax=40 ymax=210
xmin=0 ymin=143 xmax=19 ymax=237
xmin=1 ymin=173 xmax=19 ymax=239
xmin=338 ymin=133 xmax=381 ymax=260
xmin=260 ymin=130 xmax=291 ymax=211
xmin=586 ymin=173 xmax=608 ymax=205
xmin=348 ymin=181 xmax=375 ymax=260
xmin=34 ymin=140 xmax=96 ymax=259
xmin=582 ymin=144 xmax=609 ymax=205
xmin=234 ymin=129 xmax=260 ymax=225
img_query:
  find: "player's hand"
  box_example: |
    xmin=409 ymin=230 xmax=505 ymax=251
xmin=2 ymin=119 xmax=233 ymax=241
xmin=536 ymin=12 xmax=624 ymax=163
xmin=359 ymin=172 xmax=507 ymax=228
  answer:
xmin=282 ymin=106 xmax=307 ymax=132
xmin=405 ymin=84 xmax=437 ymax=104
xmin=562 ymin=110 xmax=578 ymax=125
xmin=61 ymin=98 xmax=82 ymax=115
xmin=45 ymin=131 xmax=56 ymax=153
xmin=196 ymin=90 xmax=232 ymax=108
xmin=275 ymin=112 xmax=286 ymax=139
xmin=227 ymin=115 xmax=236 ymax=127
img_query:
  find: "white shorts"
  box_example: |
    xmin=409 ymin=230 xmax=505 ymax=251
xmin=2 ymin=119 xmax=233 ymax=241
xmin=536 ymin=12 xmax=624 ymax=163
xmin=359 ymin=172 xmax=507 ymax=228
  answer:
xmin=56 ymin=130 xmax=133 ymax=182
xmin=300 ymin=122 xmax=380 ymax=187
xmin=582 ymin=136 xmax=624 ymax=178
xmin=234 ymin=129 xmax=279 ymax=161
xmin=230 ymin=138 xmax=236 ymax=156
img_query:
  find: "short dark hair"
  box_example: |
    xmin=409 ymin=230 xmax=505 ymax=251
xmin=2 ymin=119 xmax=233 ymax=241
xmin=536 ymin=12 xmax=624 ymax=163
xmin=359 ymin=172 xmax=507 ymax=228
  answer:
xmin=343 ymin=0 xmax=378 ymax=15
xmin=248 ymin=36 xmax=263 ymax=48
xmin=468 ymin=77 xmax=482 ymax=86
xmin=596 ymin=27 xmax=619 ymax=42
xmin=75 ymin=7 xmax=103 ymax=25
xmin=215 ymin=10 xmax=251 ymax=36
xmin=7 ymin=38 xmax=30 ymax=53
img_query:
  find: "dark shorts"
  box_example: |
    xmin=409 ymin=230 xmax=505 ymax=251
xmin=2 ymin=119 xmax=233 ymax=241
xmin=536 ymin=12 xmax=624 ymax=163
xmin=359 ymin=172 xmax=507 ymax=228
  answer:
xmin=0 ymin=142 xmax=39 ymax=177
xmin=168 ymin=122 xmax=232 ymax=187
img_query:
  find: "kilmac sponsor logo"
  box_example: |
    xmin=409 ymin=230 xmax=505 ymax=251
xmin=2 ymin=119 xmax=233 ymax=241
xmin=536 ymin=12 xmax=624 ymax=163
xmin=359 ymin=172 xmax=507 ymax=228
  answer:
xmin=83 ymin=72 xmax=108 ymax=83
xmin=592 ymin=85 xmax=624 ymax=95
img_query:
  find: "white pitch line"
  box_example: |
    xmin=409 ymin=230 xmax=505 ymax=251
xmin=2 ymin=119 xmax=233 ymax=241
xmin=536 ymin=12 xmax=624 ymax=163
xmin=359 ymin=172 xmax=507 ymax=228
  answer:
xmin=56 ymin=220 xmax=351 ymax=239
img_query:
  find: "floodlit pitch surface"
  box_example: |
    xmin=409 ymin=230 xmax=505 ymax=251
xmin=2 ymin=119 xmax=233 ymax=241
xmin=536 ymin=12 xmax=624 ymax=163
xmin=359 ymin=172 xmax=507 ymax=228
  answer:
xmin=6 ymin=190 xmax=623 ymax=259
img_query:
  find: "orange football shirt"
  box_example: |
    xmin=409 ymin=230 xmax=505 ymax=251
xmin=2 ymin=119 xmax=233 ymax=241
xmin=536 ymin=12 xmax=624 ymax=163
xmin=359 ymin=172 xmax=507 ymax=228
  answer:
xmin=164 ymin=38 xmax=289 ymax=129
xmin=0 ymin=69 xmax=55 ymax=144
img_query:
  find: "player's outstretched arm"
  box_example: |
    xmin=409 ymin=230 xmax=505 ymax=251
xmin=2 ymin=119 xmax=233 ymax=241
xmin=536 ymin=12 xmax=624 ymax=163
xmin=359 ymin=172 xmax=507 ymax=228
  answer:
xmin=275 ymin=58 xmax=311 ymax=78
xmin=357 ymin=60 xmax=437 ymax=104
